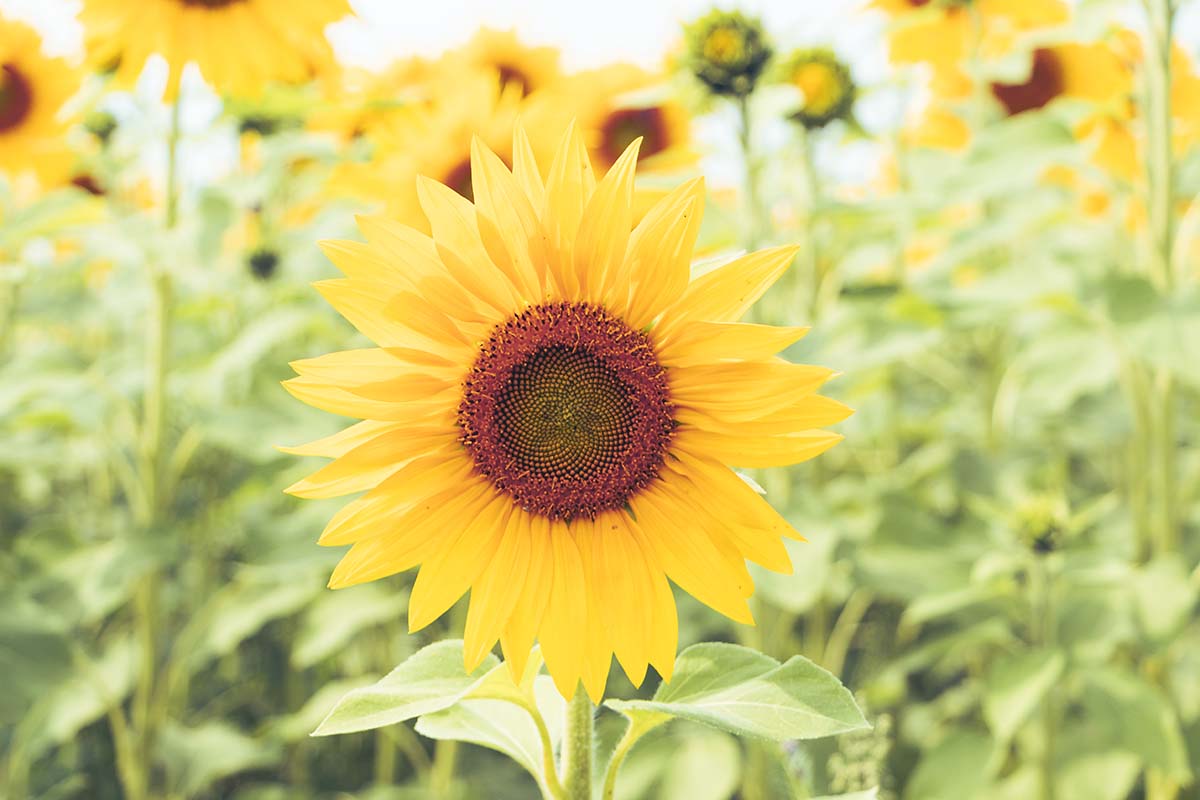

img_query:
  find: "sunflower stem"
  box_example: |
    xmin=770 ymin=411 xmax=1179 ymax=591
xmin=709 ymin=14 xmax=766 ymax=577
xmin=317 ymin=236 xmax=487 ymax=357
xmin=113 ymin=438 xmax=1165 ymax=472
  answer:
xmin=120 ymin=92 xmax=182 ymax=800
xmin=561 ymin=685 xmax=594 ymax=800
xmin=797 ymin=126 xmax=825 ymax=321
xmin=737 ymin=94 xmax=766 ymax=250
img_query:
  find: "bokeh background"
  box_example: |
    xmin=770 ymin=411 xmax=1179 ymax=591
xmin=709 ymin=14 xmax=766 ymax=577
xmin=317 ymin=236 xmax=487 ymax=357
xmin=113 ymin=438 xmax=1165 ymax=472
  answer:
xmin=2 ymin=0 xmax=1200 ymax=799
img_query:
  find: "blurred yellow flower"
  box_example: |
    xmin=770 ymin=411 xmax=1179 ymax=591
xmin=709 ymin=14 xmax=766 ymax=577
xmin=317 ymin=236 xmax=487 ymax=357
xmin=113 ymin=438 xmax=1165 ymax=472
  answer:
xmin=875 ymin=0 xmax=1069 ymax=98
xmin=448 ymin=27 xmax=562 ymax=98
xmin=285 ymin=124 xmax=848 ymax=701
xmin=326 ymin=76 xmax=531 ymax=229
xmin=532 ymin=64 xmax=697 ymax=174
xmin=80 ymin=0 xmax=353 ymax=99
xmin=991 ymin=43 xmax=1130 ymax=116
xmin=308 ymin=58 xmax=435 ymax=142
xmin=778 ymin=48 xmax=856 ymax=129
xmin=0 ymin=16 xmax=78 ymax=185
xmin=905 ymin=101 xmax=971 ymax=151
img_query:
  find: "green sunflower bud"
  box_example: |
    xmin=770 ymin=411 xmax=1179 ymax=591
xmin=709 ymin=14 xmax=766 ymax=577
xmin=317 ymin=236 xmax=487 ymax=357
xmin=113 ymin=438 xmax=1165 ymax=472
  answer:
xmin=682 ymin=9 xmax=773 ymax=98
xmin=779 ymin=48 xmax=856 ymax=130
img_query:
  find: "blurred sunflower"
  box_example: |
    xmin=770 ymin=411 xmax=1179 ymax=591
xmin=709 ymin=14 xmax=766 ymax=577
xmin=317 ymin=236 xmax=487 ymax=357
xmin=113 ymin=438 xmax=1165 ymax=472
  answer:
xmin=874 ymin=0 xmax=1069 ymax=97
xmin=326 ymin=76 xmax=528 ymax=229
xmin=535 ymin=65 xmax=696 ymax=174
xmin=308 ymin=58 xmax=435 ymax=143
xmin=285 ymin=124 xmax=849 ymax=701
xmin=990 ymin=43 xmax=1130 ymax=116
xmin=0 ymin=16 xmax=78 ymax=184
xmin=447 ymin=27 xmax=561 ymax=98
xmin=777 ymin=48 xmax=856 ymax=130
xmin=80 ymin=0 xmax=353 ymax=99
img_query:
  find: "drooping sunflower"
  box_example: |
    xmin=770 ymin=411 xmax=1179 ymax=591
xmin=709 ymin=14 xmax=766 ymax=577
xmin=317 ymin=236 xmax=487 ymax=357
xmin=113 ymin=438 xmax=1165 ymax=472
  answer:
xmin=284 ymin=124 xmax=850 ymax=701
xmin=0 ymin=16 xmax=78 ymax=185
xmin=79 ymin=0 xmax=353 ymax=99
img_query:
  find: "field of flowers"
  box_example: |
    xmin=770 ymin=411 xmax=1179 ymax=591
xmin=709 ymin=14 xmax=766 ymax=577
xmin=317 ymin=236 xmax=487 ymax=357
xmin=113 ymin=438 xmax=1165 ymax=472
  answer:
xmin=2 ymin=1 xmax=1199 ymax=799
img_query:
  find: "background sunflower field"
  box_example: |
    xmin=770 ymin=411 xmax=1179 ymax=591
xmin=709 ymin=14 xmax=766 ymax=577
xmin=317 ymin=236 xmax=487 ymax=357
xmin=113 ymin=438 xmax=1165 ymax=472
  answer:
xmin=2 ymin=1 xmax=1200 ymax=799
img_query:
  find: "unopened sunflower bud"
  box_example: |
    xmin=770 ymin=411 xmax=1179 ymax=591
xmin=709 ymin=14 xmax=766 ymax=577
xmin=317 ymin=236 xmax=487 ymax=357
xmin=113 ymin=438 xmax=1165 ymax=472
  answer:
xmin=683 ymin=9 xmax=772 ymax=98
xmin=84 ymin=111 xmax=118 ymax=144
xmin=779 ymin=48 xmax=856 ymax=130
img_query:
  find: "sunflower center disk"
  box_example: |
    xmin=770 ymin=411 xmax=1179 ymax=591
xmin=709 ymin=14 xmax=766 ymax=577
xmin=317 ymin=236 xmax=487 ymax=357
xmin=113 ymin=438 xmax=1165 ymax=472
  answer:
xmin=458 ymin=302 xmax=674 ymax=521
xmin=0 ymin=65 xmax=34 ymax=133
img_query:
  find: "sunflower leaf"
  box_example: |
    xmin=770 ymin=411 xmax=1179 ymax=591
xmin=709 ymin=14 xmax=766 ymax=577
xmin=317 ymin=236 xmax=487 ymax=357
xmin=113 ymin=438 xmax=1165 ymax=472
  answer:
xmin=605 ymin=642 xmax=868 ymax=741
xmin=312 ymin=640 xmax=498 ymax=736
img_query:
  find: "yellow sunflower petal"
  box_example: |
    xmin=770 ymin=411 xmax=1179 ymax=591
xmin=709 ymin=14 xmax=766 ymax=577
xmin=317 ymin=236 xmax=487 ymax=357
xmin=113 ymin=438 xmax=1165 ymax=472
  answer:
xmin=538 ymin=524 xmax=589 ymax=698
xmin=655 ymin=321 xmax=809 ymax=367
xmin=620 ymin=177 xmax=707 ymax=328
xmin=408 ymin=493 xmax=511 ymax=632
xmin=543 ymin=121 xmax=597 ymax=299
xmin=674 ymin=428 xmax=845 ymax=469
xmin=464 ymin=512 xmax=532 ymax=670
xmin=500 ymin=515 xmax=555 ymax=681
xmin=575 ymin=138 xmax=640 ymax=302
xmin=660 ymin=245 xmax=800 ymax=331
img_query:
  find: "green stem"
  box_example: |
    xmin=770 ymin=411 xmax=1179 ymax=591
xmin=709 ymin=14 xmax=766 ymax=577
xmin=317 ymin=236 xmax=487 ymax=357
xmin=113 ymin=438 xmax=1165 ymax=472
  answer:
xmin=737 ymin=94 xmax=766 ymax=250
xmin=1031 ymin=556 xmax=1057 ymax=800
xmin=797 ymin=126 xmax=824 ymax=320
xmin=430 ymin=740 xmax=459 ymax=798
xmin=123 ymin=93 xmax=183 ymax=800
xmin=561 ymin=686 xmax=594 ymax=800
xmin=521 ymin=698 xmax=566 ymax=800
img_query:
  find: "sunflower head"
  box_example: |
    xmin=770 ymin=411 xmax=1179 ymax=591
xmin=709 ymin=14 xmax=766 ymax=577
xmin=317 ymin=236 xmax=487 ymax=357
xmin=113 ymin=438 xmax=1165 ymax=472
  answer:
xmin=683 ymin=9 xmax=773 ymax=98
xmin=288 ymin=123 xmax=849 ymax=701
xmin=990 ymin=48 xmax=1064 ymax=116
xmin=0 ymin=16 xmax=78 ymax=184
xmin=779 ymin=48 xmax=856 ymax=130
xmin=79 ymin=0 xmax=353 ymax=99
xmin=454 ymin=27 xmax=562 ymax=98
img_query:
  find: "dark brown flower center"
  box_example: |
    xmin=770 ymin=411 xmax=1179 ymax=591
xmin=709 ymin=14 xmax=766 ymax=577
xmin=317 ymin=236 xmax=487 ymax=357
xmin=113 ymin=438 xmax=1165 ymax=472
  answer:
xmin=443 ymin=157 xmax=474 ymax=201
xmin=599 ymin=106 xmax=669 ymax=168
xmin=495 ymin=63 xmax=532 ymax=96
xmin=458 ymin=302 xmax=673 ymax=520
xmin=0 ymin=64 xmax=34 ymax=133
xmin=991 ymin=48 xmax=1063 ymax=116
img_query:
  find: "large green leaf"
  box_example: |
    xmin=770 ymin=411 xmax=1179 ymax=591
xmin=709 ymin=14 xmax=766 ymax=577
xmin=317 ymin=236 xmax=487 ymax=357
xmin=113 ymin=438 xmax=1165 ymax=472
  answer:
xmin=983 ymin=648 xmax=1065 ymax=742
xmin=313 ymin=640 xmax=498 ymax=736
xmin=415 ymin=675 xmax=565 ymax=795
xmin=160 ymin=721 xmax=281 ymax=797
xmin=1081 ymin=666 xmax=1192 ymax=782
xmin=606 ymin=643 xmax=868 ymax=741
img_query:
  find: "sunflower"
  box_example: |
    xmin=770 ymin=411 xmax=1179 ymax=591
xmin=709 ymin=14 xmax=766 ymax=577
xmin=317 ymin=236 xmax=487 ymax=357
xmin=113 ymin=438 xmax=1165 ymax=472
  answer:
xmin=874 ymin=0 xmax=1069 ymax=98
xmin=326 ymin=75 xmax=531 ymax=229
xmin=308 ymin=58 xmax=435 ymax=143
xmin=531 ymin=65 xmax=697 ymax=175
xmin=990 ymin=43 xmax=1130 ymax=116
xmin=778 ymin=48 xmax=856 ymax=130
xmin=79 ymin=0 xmax=352 ymax=99
xmin=0 ymin=16 xmax=78 ymax=185
xmin=681 ymin=9 xmax=773 ymax=98
xmin=284 ymin=124 xmax=850 ymax=701
xmin=445 ymin=27 xmax=562 ymax=98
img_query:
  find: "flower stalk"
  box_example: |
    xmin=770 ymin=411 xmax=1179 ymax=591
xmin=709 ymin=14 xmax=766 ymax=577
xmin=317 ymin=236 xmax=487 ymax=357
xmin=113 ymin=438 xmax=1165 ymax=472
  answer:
xmin=561 ymin=685 xmax=594 ymax=799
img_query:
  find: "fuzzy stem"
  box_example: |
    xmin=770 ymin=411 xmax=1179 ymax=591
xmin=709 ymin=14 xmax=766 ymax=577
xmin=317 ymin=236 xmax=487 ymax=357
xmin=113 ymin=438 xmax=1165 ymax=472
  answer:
xmin=737 ymin=94 xmax=766 ymax=250
xmin=561 ymin=686 xmax=594 ymax=800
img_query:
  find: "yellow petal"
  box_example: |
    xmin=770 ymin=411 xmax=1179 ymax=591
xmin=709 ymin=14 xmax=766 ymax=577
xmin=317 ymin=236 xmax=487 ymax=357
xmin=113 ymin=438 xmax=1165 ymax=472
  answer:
xmin=538 ymin=523 xmax=588 ymax=698
xmin=660 ymin=245 xmax=800 ymax=331
xmin=674 ymin=394 xmax=854 ymax=437
xmin=284 ymin=427 xmax=457 ymax=499
xmin=469 ymin=136 xmax=546 ymax=298
xmin=575 ymin=137 xmax=639 ymax=302
xmin=655 ymin=321 xmax=809 ymax=367
xmin=543 ymin=121 xmax=596 ymax=300
xmin=464 ymin=511 xmax=532 ymax=671
xmin=500 ymin=514 xmax=554 ymax=681
xmin=620 ymin=177 xmax=706 ymax=328
xmin=408 ymin=493 xmax=511 ymax=632
xmin=277 ymin=419 xmax=403 ymax=458
xmin=674 ymin=428 xmax=845 ymax=468
xmin=629 ymin=488 xmax=755 ymax=625
xmin=669 ymin=361 xmax=834 ymax=419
